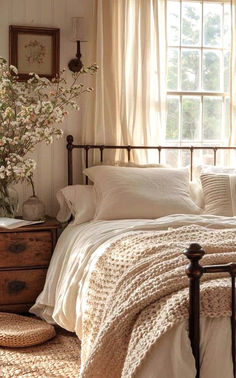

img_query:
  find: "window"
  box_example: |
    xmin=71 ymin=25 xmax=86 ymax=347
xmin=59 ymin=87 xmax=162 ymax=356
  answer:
xmin=166 ymin=0 xmax=231 ymax=165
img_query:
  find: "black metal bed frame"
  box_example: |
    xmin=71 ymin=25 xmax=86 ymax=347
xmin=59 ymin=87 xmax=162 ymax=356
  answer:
xmin=66 ymin=134 xmax=236 ymax=377
xmin=185 ymin=244 xmax=236 ymax=378
xmin=66 ymin=135 xmax=236 ymax=185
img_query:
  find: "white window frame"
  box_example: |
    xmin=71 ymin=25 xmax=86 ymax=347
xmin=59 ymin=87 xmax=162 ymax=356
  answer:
xmin=166 ymin=0 xmax=231 ymax=148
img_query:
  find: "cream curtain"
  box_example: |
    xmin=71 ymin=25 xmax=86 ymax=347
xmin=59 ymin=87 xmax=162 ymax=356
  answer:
xmin=82 ymin=0 xmax=167 ymax=163
xmin=230 ymin=0 xmax=236 ymax=148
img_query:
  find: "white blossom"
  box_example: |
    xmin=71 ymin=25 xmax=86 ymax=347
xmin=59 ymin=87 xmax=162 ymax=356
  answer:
xmin=0 ymin=56 xmax=98 ymax=187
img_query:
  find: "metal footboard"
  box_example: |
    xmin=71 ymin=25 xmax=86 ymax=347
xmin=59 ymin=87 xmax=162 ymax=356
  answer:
xmin=185 ymin=243 xmax=236 ymax=378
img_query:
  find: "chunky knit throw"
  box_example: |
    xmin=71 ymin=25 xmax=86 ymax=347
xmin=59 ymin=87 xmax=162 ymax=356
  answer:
xmin=80 ymin=225 xmax=236 ymax=378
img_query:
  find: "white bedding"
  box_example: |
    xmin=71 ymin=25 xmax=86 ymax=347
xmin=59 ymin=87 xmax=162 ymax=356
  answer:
xmin=30 ymin=214 xmax=236 ymax=377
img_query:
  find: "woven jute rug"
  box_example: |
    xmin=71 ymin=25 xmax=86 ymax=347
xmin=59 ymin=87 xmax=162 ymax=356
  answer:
xmin=0 ymin=328 xmax=81 ymax=378
xmin=0 ymin=313 xmax=56 ymax=348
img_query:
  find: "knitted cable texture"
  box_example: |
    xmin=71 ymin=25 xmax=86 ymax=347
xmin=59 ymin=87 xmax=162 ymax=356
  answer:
xmin=80 ymin=225 xmax=236 ymax=378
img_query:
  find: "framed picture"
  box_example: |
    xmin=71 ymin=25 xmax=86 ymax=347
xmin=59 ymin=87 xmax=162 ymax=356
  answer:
xmin=9 ymin=25 xmax=60 ymax=81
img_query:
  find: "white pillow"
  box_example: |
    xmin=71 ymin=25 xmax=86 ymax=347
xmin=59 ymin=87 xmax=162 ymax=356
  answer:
xmin=115 ymin=161 xmax=167 ymax=168
xmin=200 ymin=173 xmax=236 ymax=216
xmin=195 ymin=165 xmax=236 ymax=179
xmin=56 ymin=185 xmax=95 ymax=224
xmin=117 ymin=165 xmax=204 ymax=208
xmin=84 ymin=166 xmax=201 ymax=220
xmin=189 ymin=181 xmax=204 ymax=209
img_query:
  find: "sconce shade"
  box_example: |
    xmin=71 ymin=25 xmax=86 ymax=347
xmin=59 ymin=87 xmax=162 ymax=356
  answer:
xmin=71 ymin=17 xmax=88 ymax=42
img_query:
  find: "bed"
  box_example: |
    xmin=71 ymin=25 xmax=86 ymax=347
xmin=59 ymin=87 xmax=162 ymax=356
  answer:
xmin=30 ymin=136 xmax=236 ymax=378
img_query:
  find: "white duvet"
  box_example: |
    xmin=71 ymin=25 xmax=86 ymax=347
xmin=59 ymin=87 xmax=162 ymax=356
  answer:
xmin=30 ymin=214 xmax=236 ymax=378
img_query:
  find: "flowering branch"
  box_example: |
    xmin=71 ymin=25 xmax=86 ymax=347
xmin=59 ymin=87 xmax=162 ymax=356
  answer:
xmin=0 ymin=57 xmax=98 ymax=188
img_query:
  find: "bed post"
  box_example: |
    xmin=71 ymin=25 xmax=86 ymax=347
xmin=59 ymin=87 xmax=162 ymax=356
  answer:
xmin=66 ymin=135 xmax=74 ymax=185
xmin=230 ymin=264 xmax=236 ymax=377
xmin=184 ymin=243 xmax=205 ymax=378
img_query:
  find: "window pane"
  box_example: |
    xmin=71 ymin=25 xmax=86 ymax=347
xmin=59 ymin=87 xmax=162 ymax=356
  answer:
xmin=203 ymin=50 xmax=221 ymax=91
xmin=224 ymin=51 xmax=230 ymax=92
xmin=181 ymin=49 xmax=200 ymax=90
xmin=224 ymin=4 xmax=231 ymax=48
xmin=203 ymin=97 xmax=222 ymax=139
xmin=182 ymin=2 xmax=201 ymax=46
xmin=225 ymin=97 xmax=230 ymax=138
xmin=166 ymin=96 xmax=179 ymax=140
xmin=165 ymin=150 xmax=179 ymax=167
xmin=202 ymin=149 xmax=216 ymax=165
xmin=203 ymin=3 xmax=222 ymax=47
xmin=168 ymin=1 xmax=180 ymax=46
xmin=180 ymin=148 xmax=201 ymax=168
xmin=181 ymin=150 xmax=191 ymax=167
xmin=182 ymin=96 xmax=200 ymax=140
xmin=189 ymin=149 xmax=202 ymax=167
xmin=168 ymin=48 xmax=179 ymax=90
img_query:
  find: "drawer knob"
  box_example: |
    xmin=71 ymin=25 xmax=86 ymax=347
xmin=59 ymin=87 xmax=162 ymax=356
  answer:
xmin=8 ymin=280 xmax=26 ymax=294
xmin=8 ymin=243 xmax=26 ymax=254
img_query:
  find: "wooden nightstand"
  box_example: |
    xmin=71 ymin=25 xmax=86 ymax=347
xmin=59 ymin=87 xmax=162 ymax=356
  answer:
xmin=0 ymin=217 xmax=61 ymax=313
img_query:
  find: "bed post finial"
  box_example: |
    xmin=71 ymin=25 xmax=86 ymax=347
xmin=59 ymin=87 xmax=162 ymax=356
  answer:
xmin=184 ymin=243 xmax=205 ymax=275
xmin=66 ymin=135 xmax=74 ymax=185
xmin=67 ymin=135 xmax=74 ymax=149
xmin=184 ymin=243 xmax=205 ymax=378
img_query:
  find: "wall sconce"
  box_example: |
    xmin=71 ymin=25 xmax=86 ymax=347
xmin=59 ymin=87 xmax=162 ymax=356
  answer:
xmin=68 ymin=17 xmax=88 ymax=72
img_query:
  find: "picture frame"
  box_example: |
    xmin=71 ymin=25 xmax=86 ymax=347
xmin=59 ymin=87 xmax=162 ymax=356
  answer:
xmin=9 ymin=25 xmax=60 ymax=81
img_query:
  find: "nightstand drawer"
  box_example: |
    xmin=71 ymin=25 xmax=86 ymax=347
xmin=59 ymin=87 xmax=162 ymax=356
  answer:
xmin=0 ymin=269 xmax=47 ymax=305
xmin=0 ymin=231 xmax=52 ymax=268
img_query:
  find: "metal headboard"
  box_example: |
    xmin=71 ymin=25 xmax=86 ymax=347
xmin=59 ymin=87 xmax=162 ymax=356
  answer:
xmin=66 ymin=134 xmax=236 ymax=185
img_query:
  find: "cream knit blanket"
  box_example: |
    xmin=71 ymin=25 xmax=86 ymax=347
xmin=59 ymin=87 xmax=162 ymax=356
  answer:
xmin=80 ymin=225 xmax=236 ymax=378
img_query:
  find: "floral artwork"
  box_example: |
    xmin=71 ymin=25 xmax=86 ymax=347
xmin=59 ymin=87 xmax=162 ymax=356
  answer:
xmin=24 ymin=40 xmax=46 ymax=65
xmin=17 ymin=34 xmax=53 ymax=77
xmin=9 ymin=26 xmax=60 ymax=80
xmin=0 ymin=57 xmax=98 ymax=216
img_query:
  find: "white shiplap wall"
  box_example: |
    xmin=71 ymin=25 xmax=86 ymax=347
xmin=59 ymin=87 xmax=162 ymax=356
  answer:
xmin=0 ymin=0 xmax=94 ymax=216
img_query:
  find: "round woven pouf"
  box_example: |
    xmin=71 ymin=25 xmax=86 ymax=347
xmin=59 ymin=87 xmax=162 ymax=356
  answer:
xmin=0 ymin=312 xmax=56 ymax=348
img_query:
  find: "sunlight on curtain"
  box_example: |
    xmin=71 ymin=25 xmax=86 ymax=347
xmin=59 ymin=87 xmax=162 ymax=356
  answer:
xmin=82 ymin=0 xmax=167 ymax=164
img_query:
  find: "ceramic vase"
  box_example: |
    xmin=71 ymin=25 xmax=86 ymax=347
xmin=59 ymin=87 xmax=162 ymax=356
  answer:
xmin=22 ymin=196 xmax=45 ymax=221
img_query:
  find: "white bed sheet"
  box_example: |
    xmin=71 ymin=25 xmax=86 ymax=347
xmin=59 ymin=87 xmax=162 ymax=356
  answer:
xmin=30 ymin=214 xmax=236 ymax=377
